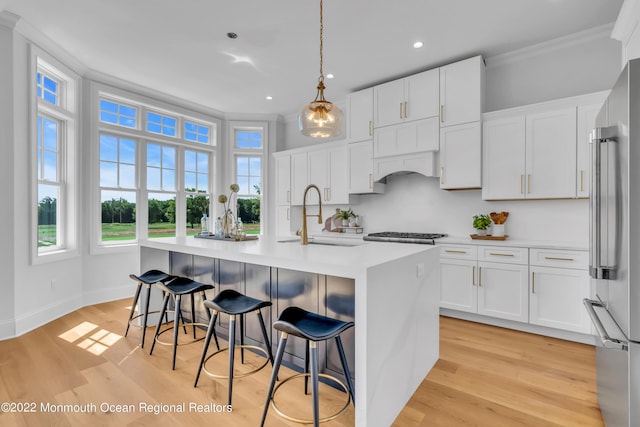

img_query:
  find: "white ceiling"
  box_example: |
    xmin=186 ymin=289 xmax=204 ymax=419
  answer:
xmin=0 ymin=0 xmax=624 ymax=117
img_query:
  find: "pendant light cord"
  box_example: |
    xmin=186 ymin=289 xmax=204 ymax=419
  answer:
xmin=319 ymin=0 xmax=324 ymax=83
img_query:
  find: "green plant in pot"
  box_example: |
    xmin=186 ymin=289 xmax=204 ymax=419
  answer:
xmin=338 ymin=208 xmax=355 ymax=227
xmin=473 ymin=214 xmax=492 ymax=236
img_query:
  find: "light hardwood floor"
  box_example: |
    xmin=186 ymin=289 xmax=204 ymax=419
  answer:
xmin=0 ymin=299 xmax=603 ymax=426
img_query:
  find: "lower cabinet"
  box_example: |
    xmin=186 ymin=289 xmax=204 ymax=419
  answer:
xmin=439 ymin=244 xmax=593 ymax=337
xmin=529 ymin=249 xmax=591 ymax=334
xmin=440 ymin=244 xmax=528 ymax=323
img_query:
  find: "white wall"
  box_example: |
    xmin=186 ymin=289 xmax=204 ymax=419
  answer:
xmin=0 ymin=18 xmax=16 ymax=338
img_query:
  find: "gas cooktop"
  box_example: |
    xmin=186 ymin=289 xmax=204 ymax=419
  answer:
xmin=363 ymin=232 xmax=447 ymax=244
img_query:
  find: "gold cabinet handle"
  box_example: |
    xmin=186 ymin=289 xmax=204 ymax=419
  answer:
xmin=580 ymin=170 xmax=584 ymax=192
xmin=369 ymin=173 xmax=373 ymax=189
xmin=489 ymin=252 xmax=514 ymax=257
xmin=478 ymin=267 xmax=482 ymax=286
xmin=544 ymin=256 xmax=575 ymax=261
xmin=520 ymin=175 xmax=524 ymax=194
xmin=404 ymin=102 xmax=408 ymax=119
xmin=400 ymin=103 xmax=403 ymax=119
xmin=440 ymin=166 xmax=444 ymax=185
xmin=286 ymin=190 xmax=290 ymax=203
xmin=445 ymin=249 xmax=467 ymax=254
xmin=440 ymin=105 xmax=445 ymax=123
xmin=532 ymin=272 xmax=535 ymax=294
xmin=286 ymin=207 xmax=290 ymax=220
xmin=472 ymin=265 xmax=476 ymax=286
xmin=528 ymin=174 xmax=531 ymax=194
xmin=369 ymin=120 xmax=373 ymax=136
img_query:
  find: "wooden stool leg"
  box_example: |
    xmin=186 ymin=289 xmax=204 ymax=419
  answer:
xmin=310 ymin=340 xmax=320 ymax=427
xmin=305 ymin=340 xmax=310 ymax=395
xmin=125 ymin=282 xmax=143 ymax=337
xmin=260 ymin=332 xmax=288 ymax=427
xmin=240 ymin=313 xmax=245 ymax=364
xmin=256 ymin=310 xmax=274 ymax=365
xmin=140 ymin=283 xmax=153 ymax=348
xmin=336 ymin=336 xmax=355 ymax=405
xmin=194 ymin=310 xmax=218 ymax=387
xmin=227 ymin=315 xmax=236 ymax=406
xmin=149 ymin=293 xmax=170 ymax=355
xmin=172 ymin=295 xmax=181 ymax=370
xmin=190 ymin=293 xmax=197 ymax=339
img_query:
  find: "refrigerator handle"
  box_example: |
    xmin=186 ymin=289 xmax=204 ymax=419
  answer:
xmin=589 ymin=126 xmax=617 ymax=280
xmin=583 ymin=299 xmax=628 ymax=351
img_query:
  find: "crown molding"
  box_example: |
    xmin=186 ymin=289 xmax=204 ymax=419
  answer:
xmin=0 ymin=11 xmax=20 ymax=29
xmin=486 ymin=23 xmax=616 ymax=70
xmin=612 ymin=0 xmax=640 ymax=42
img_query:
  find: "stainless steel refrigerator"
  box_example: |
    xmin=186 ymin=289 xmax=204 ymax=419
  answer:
xmin=584 ymin=58 xmax=640 ymax=427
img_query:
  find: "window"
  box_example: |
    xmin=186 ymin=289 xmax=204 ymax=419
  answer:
xmin=99 ymin=134 xmax=137 ymax=243
xmin=184 ymin=121 xmax=211 ymax=144
xmin=94 ymin=86 xmax=218 ymax=247
xmin=232 ymin=126 xmax=265 ymax=235
xmin=147 ymin=111 xmax=177 ymax=137
xmin=147 ymin=144 xmax=176 ymax=238
xmin=99 ymin=99 xmax=137 ymax=128
xmin=33 ymin=56 xmax=78 ymax=259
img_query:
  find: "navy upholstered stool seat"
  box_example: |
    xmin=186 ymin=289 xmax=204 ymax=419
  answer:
xmin=260 ymin=306 xmax=355 ymax=427
xmin=194 ymin=289 xmax=274 ymax=406
xmin=124 ymin=269 xmax=174 ymax=348
xmin=149 ymin=277 xmax=214 ymax=370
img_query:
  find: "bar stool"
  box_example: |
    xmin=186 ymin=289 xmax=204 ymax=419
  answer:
xmin=124 ymin=269 xmax=174 ymax=348
xmin=194 ymin=289 xmax=274 ymax=406
xmin=149 ymin=276 xmax=214 ymax=370
xmin=260 ymin=306 xmax=355 ymax=427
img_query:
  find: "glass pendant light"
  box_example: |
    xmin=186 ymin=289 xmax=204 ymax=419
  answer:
xmin=298 ymin=0 xmax=343 ymax=138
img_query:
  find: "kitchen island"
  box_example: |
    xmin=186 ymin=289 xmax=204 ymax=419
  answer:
xmin=139 ymin=235 xmax=439 ymax=427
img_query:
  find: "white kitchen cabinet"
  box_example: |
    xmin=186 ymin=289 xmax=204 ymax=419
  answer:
xmin=482 ymin=107 xmax=576 ymax=200
xmin=374 ymin=68 xmax=439 ymax=128
xmin=440 ymin=244 xmax=528 ymax=323
xmin=373 ymin=117 xmax=439 ymax=158
xmin=348 ymin=140 xmax=385 ymax=194
xmin=348 ymin=88 xmax=373 ymax=143
xmin=274 ymin=154 xmax=291 ymax=206
xmin=291 ymin=152 xmax=308 ymax=206
xmin=482 ymin=115 xmax=526 ymax=199
xmin=439 ymin=55 xmax=484 ymax=128
xmin=525 ymin=108 xmax=577 ymax=198
xmin=291 ymin=145 xmax=349 ymax=206
xmin=276 ymin=205 xmax=291 ymax=236
xmin=529 ymin=249 xmax=591 ymax=334
xmin=440 ymin=245 xmax=478 ymax=313
xmin=439 ymin=121 xmax=481 ymax=189
xmin=576 ymin=103 xmax=601 ymax=198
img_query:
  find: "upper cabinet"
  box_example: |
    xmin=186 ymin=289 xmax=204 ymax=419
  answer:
xmin=439 ymin=56 xmax=485 ymax=189
xmin=482 ymin=92 xmax=607 ymax=200
xmin=439 ymin=55 xmax=484 ymax=128
xmin=374 ymin=68 xmax=439 ymax=128
xmin=274 ymin=154 xmax=291 ymax=206
xmin=348 ymin=140 xmax=386 ymax=194
xmin=348 ymin=88 xmax=373 ymax=143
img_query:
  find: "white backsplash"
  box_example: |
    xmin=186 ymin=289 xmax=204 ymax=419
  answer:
xmin=294 ymin=173 xmax=589 ymax=244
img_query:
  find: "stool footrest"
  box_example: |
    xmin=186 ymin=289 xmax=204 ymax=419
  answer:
xmin=154 ymin=322 xmax=209 ymax=346
xmin=202 ymin=345 xmax=270 ymax=379
xmin=270 ymin=372 xmax=351 ymax=424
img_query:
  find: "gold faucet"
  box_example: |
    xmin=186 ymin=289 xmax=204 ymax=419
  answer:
xmin=301 ymin=184 xmax=323 ymax=245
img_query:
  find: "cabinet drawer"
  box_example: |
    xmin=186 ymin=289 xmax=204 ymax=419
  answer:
xmin=478 ymin=246 xmax=527 ymax=264
xmin=529 ymin=248 xmax=588 ymax=270
xmin=439 ymin=244 xmax=477 ymax=260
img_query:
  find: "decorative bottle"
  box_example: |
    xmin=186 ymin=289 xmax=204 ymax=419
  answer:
xmin=200 ymin=213 xmax=209 ymax=235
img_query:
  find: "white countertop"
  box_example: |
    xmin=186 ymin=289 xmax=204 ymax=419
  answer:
xmin=437 ymin=235 xmax=589 ymax=251
xmin=140 ymin=235 xmax=438 ymax=278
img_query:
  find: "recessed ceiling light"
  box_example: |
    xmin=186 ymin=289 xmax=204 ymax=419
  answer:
xmin=326 ymin=73 xmax=335 ymax=79
xmin=227 ymin=32 xmax=238 ymax=39
xmin=413 ymin=41 xmax=424 ymax=49
xmin=266 ymin=96 xmax=273 ymax=100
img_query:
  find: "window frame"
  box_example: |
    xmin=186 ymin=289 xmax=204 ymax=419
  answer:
xmin=90 ymin=83 xmax=220 ymax=253
xmin=229 ymin=122 xmax=267 ymax=236
xmin=30 ymin=47 xmax=80 ymax=264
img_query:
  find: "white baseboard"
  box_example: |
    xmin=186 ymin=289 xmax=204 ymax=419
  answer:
xmin=440 ymin=308 xmax=597 ymax=345
xmin=14 ymin=295 xmax=83 ymax=337
xmin=82 ymin=285 xmax=131 ymax=307
xmin=0 ymin=318 xmax=16 ymax=341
